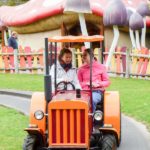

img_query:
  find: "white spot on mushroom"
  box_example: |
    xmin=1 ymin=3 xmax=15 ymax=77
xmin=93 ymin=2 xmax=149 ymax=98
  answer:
xmin=29 ymin=9 xmax=37 ymax=14
xmin=15 ymin=5 xmax=25 ymax=10
xmin=30 ymin=0 xmax=37 ymax=3
xmin=91 ymin=3 xmax=103 ymax=10
xmin=128 ymin=0 xmax=133 ymax=5
xmin=43 ymin=0 xmax=62 ymax=7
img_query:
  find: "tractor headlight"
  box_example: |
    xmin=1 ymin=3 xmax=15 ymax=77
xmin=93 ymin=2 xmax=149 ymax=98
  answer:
xmin=34 ymin=110 xmax=44 ymax=120
xmin=94 ymin=110 xmax=103 ymax=121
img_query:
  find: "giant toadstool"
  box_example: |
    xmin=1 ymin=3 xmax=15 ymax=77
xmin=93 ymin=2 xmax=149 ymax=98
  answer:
xmin=103 ymin=0 xmax=127 ymax=68
xmin=129 ymin=12 xmax=144 ymax=50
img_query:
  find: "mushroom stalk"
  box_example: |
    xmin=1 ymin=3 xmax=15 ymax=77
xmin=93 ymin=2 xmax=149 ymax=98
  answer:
xmin=129 ymin=28 xmax=136 ymax=49
xmin=135 ymin=30 xmax=141 ymax=50
xmin=79 ymin=13 xmax=90 ymax=48
xmin=141 ymin=17 xmax=146 ymax=48
xmin=1 ymin=29 xmax=5 ymax=47
xmin=106 ymin=25 xmax=119 ymax=68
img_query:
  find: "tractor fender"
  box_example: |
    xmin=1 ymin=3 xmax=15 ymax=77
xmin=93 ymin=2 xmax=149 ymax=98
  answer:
xmin=29 ymin=92 xmax=46 ymax=134
xmin=24 ymin=128 xmax=46 ymax=146
xmin=103 ymin=91 xmax=121 ymax=145
xmin=99 ymin=127 xmax=119 ymax=146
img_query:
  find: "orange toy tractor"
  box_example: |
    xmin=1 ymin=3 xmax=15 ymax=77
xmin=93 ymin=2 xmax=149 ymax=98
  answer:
xmin=23 ymin=35 xmax=121 ymax=150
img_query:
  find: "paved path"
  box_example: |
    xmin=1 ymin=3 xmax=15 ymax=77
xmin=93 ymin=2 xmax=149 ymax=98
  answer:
xmin=0 ymin=94 xmax=150 ymax=150
xmin=0 ymin=94 xmax=30 ymax=116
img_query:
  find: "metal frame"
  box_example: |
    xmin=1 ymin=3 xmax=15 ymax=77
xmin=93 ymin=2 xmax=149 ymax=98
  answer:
xmin=44 ymin=35 xmax=104 ymax=104
xmin=44 ymin=38 xmax=51 ymax=103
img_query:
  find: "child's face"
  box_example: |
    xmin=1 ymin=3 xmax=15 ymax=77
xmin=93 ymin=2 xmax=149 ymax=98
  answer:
xmin=82 ymin=51 xmax=90 ymax=64
xmin=62 ymin=53 xmax=72 ymax=64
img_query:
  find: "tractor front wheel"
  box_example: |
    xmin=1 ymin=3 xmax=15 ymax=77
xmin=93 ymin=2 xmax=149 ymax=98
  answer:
xmin=101 ymin=134 xmax=117 ymax=150
xmin=23 ymin=134 xmax=43 ymax=150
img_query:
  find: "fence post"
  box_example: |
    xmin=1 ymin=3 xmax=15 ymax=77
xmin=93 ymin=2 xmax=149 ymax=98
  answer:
xmin=72 ymin=48 xmax=76 ymax=68
xmin=126 ymin=48 xmax=130 ymax=78
xmin=14 ymin=49 xmax=19 ymax=73
xmin=98 ymin=48 xmax=102 ymax=63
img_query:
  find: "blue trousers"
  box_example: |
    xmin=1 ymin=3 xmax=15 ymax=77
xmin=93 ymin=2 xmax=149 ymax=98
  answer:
xmin=92 ymin=91 xmax=102 ymax=112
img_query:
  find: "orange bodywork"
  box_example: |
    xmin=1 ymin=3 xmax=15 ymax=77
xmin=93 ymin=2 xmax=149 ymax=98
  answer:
xmin=101 ymin=91 xmax=121 ymax=145
xmin=29 ymin=92 xmax=46 ymax=134
xmin=48 ymin=99 xmax=89 ymax=149
xmin=24 ymin=35 xmax=121 ymax=149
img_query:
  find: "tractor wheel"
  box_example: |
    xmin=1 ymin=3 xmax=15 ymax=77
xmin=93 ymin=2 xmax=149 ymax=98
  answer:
xmin=23 ymin=134 xmax=43 ymax=150
xmin=101 ymin=134 xmax=117 ymax=150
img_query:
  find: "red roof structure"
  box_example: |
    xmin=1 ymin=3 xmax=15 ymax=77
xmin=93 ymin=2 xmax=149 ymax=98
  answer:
xmin=0 ymin=0 xmax=150 ymax=27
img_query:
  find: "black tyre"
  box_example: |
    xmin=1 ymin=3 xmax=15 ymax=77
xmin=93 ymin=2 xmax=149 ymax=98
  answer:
xmin=101 ymin=134 xmax=117 ymax=150
xmin=23 ymin=134 xmax=43 ymax=150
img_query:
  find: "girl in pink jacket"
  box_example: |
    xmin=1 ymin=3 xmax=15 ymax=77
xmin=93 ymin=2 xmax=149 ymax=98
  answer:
xmin=77 ymin=49 xmax=110 ymax=112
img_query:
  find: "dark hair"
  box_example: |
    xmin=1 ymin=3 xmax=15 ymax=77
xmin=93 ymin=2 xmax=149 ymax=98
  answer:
xmin=58 ymin=48 xmax=72 ymax=62
xmin=84 ymin=48 xmax=94 ymax=58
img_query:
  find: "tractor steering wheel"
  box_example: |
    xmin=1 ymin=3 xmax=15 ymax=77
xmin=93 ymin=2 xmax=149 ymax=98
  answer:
xmin=56 ymin=81 xmax=75 ymax=91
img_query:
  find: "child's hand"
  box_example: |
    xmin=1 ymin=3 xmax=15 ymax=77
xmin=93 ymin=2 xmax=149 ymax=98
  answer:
xmin=92 ymin=82 xmax=99 ymax=88
xmin=92 ymin=82 xmax=103 ymax=88
xmin=64 ymin=79 xmax=72 ymax=83
xmin=86 ymin=82 xmax=90 ymax=86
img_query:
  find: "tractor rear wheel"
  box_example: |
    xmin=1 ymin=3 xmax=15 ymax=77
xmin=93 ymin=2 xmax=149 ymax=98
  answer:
xmin=23 ymin=134 xmax=43 ymax=150
xmin=101 ymin=134 xmax=117 ymax=150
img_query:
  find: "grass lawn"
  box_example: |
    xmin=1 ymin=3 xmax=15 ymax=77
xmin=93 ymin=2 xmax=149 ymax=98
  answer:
xmin=108 ymin=77 xmax=150 ymax=129
xmin=0 ymin=73 xmax=150 ymax=128
xmin=0 ymin=74 xmax=43 ymax=91
xmin=0 ymin=106 xmax=28 ymax=150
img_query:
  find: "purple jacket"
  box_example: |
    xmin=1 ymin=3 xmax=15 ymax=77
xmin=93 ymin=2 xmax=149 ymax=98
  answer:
xmin=77 ymin=61 xmax=110 ymax=90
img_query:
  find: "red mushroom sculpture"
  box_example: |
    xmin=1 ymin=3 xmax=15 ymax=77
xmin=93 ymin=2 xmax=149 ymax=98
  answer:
xmin=0 ymin=0 xmax=149 ymax=50
xmin=0 ymin=0 xmax=149 ymax=33
xmin=64 ymin=0 xmax=91 ymax=48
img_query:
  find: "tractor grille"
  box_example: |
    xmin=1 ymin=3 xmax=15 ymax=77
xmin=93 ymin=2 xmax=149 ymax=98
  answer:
xmin=48 ymin=101 xmax=88 ymax=148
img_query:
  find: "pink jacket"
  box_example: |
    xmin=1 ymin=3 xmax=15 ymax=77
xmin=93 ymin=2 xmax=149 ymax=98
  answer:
xmin=77 ymin=61 xmax=110 ymax=90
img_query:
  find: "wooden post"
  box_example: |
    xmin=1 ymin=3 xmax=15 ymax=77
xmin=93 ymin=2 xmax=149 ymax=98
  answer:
xmin=77 ymin=48 xmax=82 ymax=67
xmin=72 ymin=48 xmax=76 ymax=68
xmin=14 ymin=49 xmax=19 ymax=73
xmin=98 ymin=48 xmax=102 ymax=63
xmin=126 ymin=48 xmax=130 ymax=78
xmin=94 ymin=48 xmax=101 ymax=63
